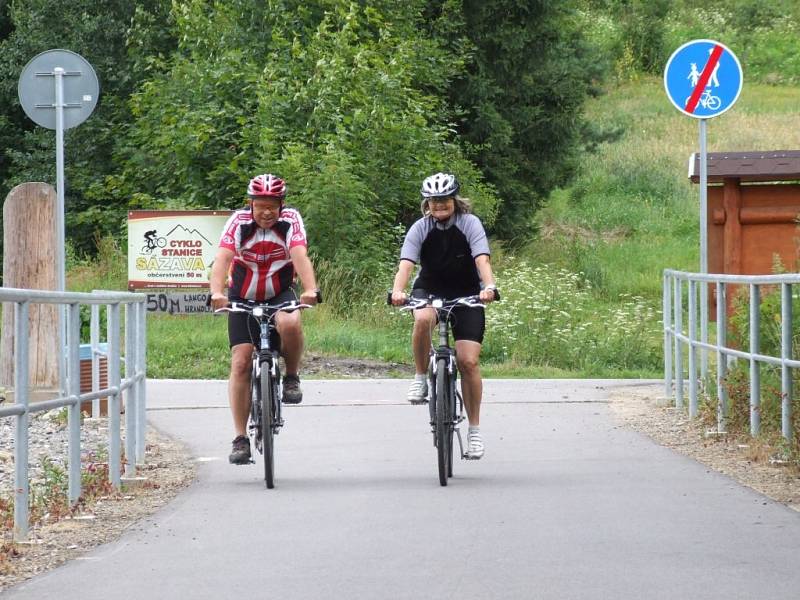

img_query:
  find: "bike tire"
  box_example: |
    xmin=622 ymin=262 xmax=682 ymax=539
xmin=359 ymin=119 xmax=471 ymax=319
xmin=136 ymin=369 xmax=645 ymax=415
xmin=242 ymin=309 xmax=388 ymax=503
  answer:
xmin=261 ymin=365 xmax=275 ymax=489
xmin=447 ymin=375 xmax=457 ymax=478
xmin=435 ymin=357 xmax=449 ymax=486
xmin=427 ymin=365 xmax=436 ymax=447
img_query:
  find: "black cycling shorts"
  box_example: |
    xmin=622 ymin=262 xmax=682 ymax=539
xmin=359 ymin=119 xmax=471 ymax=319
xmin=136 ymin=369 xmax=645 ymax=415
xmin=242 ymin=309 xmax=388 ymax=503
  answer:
xmin=410 ymin=288 xmax=485 ymax=344
xmin=227 ymin=287 xmax=298 ymax=350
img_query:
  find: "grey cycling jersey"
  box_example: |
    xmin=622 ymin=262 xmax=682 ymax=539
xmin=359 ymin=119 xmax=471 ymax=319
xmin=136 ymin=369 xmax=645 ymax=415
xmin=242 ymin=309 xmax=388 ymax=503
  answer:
xmin=400 ymin=213 xmax=490 ymax=297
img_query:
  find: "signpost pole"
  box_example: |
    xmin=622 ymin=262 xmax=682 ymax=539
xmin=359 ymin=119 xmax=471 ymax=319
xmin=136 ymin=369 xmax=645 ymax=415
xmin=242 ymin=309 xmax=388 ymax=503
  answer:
xmin=54 ymin=66 xmax=67 ymax=393
xmin=664 ymin=39 xmax=742 ymax=398
xmin=18 ymin=49 xmax=100 ymax=395
xmin=699 ymin=118 xmax=709 ymax=382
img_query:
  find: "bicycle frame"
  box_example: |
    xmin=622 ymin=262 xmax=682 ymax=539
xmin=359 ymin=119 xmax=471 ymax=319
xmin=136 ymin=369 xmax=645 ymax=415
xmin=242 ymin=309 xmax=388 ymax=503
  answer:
xmin=250 ymin=303 xmax=283 ymax=436
xmin=428 ymin=298 xmax=466 ymax=457
xmin=393 ymin=294 xmax=486 ymax=484
xmin=216 ymin=299 xmax=310 ymax=488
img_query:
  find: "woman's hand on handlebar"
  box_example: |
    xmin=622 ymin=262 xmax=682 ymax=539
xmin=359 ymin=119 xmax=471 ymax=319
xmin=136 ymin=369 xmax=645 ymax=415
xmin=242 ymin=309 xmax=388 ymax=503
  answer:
xmin=390 ymin=290 xmax=408 ymax=306
xmin=479 ymin=287 xmax=496 ymax=304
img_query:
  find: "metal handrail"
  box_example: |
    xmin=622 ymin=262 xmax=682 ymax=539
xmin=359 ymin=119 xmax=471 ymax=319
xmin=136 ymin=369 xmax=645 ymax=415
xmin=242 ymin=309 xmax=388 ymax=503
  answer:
xmin=0 ymin=286 xmax=147 ymax=541
xmin=663 ymin=270 xmax=797 ymax=440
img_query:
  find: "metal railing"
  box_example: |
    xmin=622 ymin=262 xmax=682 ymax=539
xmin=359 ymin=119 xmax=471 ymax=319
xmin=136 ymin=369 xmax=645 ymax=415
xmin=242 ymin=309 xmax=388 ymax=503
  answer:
xmin=663 ymin=269 xmax=799 ymax=440
xmin=0 ymin=287 xmax=147 ymax=541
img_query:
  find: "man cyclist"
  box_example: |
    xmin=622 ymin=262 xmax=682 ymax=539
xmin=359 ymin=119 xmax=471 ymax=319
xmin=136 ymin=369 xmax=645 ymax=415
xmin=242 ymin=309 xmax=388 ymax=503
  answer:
xmin=390 ymin=172 xmax=498 ymax=460
xmin=210 ymin=173 xmax=321 ymax=465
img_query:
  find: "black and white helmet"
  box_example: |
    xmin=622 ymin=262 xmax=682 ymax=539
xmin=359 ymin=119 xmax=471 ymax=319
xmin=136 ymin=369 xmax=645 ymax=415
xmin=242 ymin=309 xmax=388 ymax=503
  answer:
xmin=421 ymin=172 xmax=459 ymax=198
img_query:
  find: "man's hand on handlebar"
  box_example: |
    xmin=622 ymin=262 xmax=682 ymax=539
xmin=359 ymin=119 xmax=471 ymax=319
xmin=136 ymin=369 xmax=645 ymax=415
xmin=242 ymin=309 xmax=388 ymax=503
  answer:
xmin=210 ymin=291 xmax=229 ymax=311
xmin=299 ymin=288 xmax=322 ymax=306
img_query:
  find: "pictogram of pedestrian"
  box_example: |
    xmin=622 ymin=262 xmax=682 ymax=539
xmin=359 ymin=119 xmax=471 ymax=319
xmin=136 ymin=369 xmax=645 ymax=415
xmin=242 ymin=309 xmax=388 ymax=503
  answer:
xmin=688 ymin=63 xmax=701 ymax=87
xmin=707 ymin=48 xmax=720 ymax=87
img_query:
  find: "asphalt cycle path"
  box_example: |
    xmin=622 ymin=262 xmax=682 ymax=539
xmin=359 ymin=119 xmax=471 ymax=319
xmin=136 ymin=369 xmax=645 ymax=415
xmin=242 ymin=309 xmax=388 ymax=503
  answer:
xmin=7 ymin=379 xmax=800 ymax=600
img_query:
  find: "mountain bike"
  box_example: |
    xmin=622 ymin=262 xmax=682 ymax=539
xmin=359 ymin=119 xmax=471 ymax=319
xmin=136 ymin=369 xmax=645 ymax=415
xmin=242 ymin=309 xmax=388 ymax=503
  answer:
xmin=390 ymin=292 xmax=497 ymax=486
xmin=216 ymin=299 xmax=311 ymax=488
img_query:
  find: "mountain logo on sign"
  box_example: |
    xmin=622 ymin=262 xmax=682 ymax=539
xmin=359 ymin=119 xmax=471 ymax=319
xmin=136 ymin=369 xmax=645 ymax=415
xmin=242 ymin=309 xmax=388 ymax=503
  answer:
xmin=164 ymin=224 xmax=212 ymax=245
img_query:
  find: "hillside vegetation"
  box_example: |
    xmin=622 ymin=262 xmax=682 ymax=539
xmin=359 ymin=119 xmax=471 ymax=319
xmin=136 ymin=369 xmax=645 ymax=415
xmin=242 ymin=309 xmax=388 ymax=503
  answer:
xmin=65 ymin=77 xmax=800 ymax=379
xmin=10 ymin=0 xmax=800 ymax=377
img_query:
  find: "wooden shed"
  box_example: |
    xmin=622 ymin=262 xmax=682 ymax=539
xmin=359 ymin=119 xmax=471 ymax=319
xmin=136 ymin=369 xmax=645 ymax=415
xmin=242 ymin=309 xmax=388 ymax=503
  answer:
xmin=689 ymin=150 xmax=800 ymax=316
xmin=690 ymin=150 xmax=800 ymax=275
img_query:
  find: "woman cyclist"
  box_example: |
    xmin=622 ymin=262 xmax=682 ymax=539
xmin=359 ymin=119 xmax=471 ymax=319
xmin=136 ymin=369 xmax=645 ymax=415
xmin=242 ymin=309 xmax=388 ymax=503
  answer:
xmin=390 ymin=172 xmax=498 ymax=459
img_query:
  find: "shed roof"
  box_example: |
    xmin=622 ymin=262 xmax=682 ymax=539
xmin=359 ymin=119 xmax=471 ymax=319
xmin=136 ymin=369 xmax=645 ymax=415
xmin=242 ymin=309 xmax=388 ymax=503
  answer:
xmin=688 ymin=150 xmax=800 ymax=183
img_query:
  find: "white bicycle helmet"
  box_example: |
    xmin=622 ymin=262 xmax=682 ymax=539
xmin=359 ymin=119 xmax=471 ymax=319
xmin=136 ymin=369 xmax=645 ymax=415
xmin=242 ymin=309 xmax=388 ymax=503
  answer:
xmin=421 ymin=172 xmax=459 ymax=198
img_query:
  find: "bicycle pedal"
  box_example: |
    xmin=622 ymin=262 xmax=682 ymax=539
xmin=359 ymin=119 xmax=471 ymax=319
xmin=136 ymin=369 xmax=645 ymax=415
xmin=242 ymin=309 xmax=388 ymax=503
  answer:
xmin=409 ymin=399 xmax=428 ymax=405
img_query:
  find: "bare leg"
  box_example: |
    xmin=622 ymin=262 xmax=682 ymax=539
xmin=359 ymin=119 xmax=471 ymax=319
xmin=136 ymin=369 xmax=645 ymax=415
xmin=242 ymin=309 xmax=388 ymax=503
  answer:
xmin=412 ymin=307 xmax=436 ymax=374
xmin=230 ymin=343 xmax=253 ymax=436
xmin=455 ymin=340 xmax=482 ymax=426
xmin=275 ymin=311 xmax=303 ymax=375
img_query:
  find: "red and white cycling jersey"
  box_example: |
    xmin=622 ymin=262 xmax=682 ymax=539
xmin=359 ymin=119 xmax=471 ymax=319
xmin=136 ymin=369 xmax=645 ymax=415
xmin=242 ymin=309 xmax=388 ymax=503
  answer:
xmin=218 ymin=206 xmax=308 ymax=301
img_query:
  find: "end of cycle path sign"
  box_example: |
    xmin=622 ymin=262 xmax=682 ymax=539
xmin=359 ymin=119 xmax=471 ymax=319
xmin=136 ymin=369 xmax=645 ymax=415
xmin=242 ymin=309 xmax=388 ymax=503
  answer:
xmin=664 ymin=39 xmax=742 ymax=119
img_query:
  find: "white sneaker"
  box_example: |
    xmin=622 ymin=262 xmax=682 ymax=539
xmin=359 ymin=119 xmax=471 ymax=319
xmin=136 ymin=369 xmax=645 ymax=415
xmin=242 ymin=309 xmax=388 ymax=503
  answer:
xmin=407 ymin=378 xmax=428 ymax=404
xmin=465 ymin=430 xmax=484 ymax=460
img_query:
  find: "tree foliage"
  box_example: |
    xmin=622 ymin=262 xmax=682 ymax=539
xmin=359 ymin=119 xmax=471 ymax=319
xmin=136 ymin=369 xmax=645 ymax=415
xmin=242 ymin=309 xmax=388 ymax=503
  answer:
xmin=0 ymin=0 xmax=598 ymax=281
xmin=438 ymin=0 xmax=597 ymax=240
xmin=110 ymin=0 xmax=499 ymax=276
xmin=0 ymin=0 xmax=175 ymax=263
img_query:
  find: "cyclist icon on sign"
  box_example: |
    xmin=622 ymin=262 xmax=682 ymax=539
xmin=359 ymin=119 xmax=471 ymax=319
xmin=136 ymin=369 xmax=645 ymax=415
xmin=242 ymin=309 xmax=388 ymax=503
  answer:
xmin=142 ymin=230 xmax=167 ymax=253
xmin=686 ymin=88 xmax=721 ymax=110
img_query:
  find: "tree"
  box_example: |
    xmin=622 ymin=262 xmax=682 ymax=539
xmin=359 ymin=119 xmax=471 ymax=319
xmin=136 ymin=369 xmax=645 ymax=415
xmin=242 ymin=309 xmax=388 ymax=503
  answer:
xmin=0 ymin=0 xmax=176 ymax=261
xmin=432 ymin=0 xmax=596 ymax=240
xmin=110 ymin=0 xmax=499 ymax=287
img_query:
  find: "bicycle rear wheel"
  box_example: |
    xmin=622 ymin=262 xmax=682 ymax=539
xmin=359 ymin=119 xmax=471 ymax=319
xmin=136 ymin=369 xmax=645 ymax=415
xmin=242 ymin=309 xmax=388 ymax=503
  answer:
xmin=435 ymin=357 xmax=450 ymax=486
xmin=261 ymin=365 xmax=275 ymax=489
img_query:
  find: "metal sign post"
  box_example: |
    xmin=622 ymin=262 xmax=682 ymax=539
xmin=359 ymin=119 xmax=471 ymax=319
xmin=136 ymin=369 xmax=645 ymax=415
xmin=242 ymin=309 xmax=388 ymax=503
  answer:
xmin=54 ymin=67 xmax=66 ymax=293
xmin=18 ymin=49 xmax=100 ymax=392
xmin=664 ymin=39 xmax=743 ymax=387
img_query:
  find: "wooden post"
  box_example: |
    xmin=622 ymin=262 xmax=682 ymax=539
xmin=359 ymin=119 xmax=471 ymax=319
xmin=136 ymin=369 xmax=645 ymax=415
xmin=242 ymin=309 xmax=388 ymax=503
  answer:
xmin=722 ymin=177 xmax=742 ymax=317
xmin=1 ymin=183 xmax=60 ymax=391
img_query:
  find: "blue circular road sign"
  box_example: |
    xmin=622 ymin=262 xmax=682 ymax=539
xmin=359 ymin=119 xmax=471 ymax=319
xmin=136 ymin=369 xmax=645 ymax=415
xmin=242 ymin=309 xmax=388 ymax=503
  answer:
xmin=664 ymin=39 xmax=742 ymax=119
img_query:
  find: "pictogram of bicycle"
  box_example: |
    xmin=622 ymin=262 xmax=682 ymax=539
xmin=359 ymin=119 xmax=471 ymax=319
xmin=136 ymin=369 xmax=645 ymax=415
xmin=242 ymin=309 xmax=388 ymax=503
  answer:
xmin=141 ymin=231 xmax=167 ymax=254
xmin=685 ymin=88 xmax=721 ymax=111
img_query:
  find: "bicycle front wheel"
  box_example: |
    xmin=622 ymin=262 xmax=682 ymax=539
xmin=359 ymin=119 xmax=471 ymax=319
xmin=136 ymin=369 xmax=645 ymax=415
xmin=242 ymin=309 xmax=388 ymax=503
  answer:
xmin=447 ymin=374 xmax=458 ymax=478
xmin=261 ymin=365 xmax=275 ymax=489
xmin=435 ymin=357 xmax=450 ymax=486
xmin=250 ymin=364 xmax=262 ymax=453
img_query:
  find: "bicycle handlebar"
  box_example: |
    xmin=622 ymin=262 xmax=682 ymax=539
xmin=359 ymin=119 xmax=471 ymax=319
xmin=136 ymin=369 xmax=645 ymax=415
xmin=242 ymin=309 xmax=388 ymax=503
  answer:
xmin=214 ymin=300 xmax=312 ymax=316
xmin=386 ymin=289 xmax=500 ymax=308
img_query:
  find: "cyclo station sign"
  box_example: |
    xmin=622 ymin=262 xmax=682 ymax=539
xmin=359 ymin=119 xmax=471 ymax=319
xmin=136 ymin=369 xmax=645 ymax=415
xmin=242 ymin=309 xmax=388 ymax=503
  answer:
xmin=127 ymin=210 xmax=231 ymax=314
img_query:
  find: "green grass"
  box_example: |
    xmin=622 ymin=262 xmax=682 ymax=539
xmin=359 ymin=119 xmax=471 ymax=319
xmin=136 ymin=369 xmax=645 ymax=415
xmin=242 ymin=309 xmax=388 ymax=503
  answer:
xmin=531 ymin=77 xmax=800 ymax=301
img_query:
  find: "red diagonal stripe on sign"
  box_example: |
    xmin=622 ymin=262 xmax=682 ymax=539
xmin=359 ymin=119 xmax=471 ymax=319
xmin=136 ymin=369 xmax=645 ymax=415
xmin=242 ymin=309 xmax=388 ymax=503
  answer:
xmin=685 ymin=44 xmax=724 ymax=113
